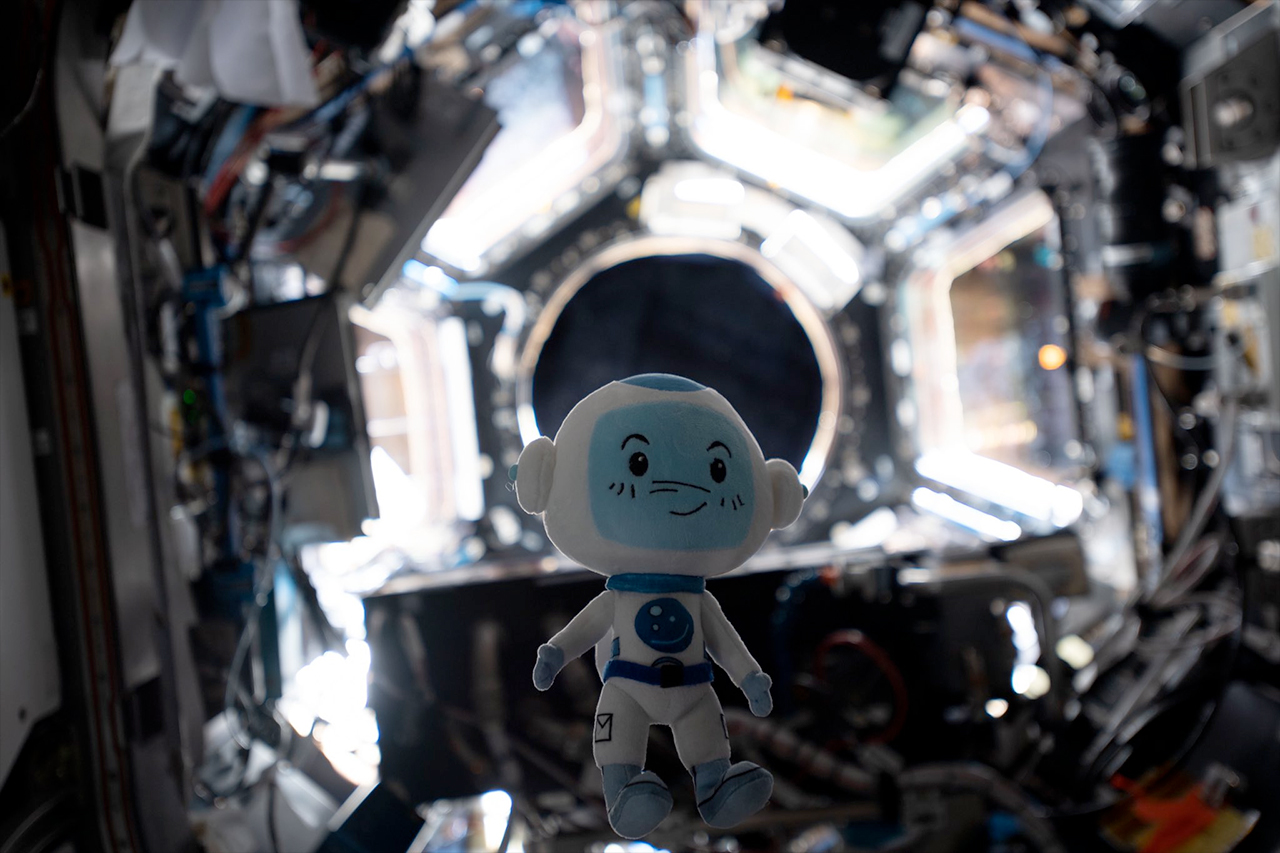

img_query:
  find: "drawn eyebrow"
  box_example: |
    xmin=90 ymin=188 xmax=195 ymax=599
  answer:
xmin=621 ymin=434 xmax=650 ymax=449
xmin=707 ymin=440 xmax=731 ymax=458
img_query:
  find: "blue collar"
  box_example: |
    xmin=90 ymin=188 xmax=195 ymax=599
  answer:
xmin=605 ymin=573 xmax=706 ymax=594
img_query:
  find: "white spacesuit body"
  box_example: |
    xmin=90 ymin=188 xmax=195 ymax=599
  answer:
xmin=513 ymin=374 xmax=807 ymax=838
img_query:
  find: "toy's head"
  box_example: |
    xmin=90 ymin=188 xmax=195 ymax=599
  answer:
xmin=514 ymin=374 xmax=807 ymax=576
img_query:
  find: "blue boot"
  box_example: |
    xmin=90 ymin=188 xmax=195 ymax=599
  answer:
xmin=602 ymin=763 xmax=673 ymax=839
xmin=693 ymin=759 xmax=773 ymax=828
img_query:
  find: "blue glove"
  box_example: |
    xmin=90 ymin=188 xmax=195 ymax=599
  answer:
xmin=532 ymin=643 xmax=565 ymax=691
xmin=741 ymin=670 xmax=773 ymax=717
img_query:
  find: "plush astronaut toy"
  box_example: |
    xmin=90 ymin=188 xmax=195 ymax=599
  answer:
xmin=512 ymin=374 xmax=807 ymax=838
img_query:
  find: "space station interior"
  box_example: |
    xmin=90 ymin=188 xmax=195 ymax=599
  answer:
xmin=3 ymin=0 xmax=1280 ymax=851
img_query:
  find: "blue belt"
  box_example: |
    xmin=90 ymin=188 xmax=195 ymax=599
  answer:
xmin=602 ymin=659 xmax=714 ymax=688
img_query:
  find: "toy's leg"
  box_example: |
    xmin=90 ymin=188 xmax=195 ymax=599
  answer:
xmin=594 ymin=682 xmax=671 ymax=839
xmin=671 ymin=687 xmax=773 ymax=828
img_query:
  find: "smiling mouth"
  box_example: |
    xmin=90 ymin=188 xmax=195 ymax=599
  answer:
xmin=669 ymin=502 xmax=707 ymax=517
xmin=651 ymin=626 xmax=692 ymax=647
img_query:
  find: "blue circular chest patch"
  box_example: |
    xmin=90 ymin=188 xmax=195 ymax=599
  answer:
xmin=636 ymin=598 xmax=694 ymax=653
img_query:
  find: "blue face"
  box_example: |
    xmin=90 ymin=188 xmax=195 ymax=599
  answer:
xmin=588 ymin=401 xmax=755 ymax=551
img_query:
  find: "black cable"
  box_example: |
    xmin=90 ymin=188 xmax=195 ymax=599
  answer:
xmin=229 ymin=179 xmax=276 ymax=267
xmin=262 ymin=682 xmax=299 ymax=853
xmin=1053 ymin=531 xmax=1248 ymax=817
xmin=1 ymin=66 xmax=45 ymax=141
xmin=187 ymin=100 xmax=240 ymax=180
xmin=224 ymin=605 xmax=263 ymax=751
xmin=266 ymin=774 xmax=282 ymax=853
xmin=327 ymin=179 xmax=368 ymax=288
xmin=1158 ymin=536 xmax=1248 ymax=773
xmin=0 ymin=0 xmax=59 ymax=141
xmin=287 ymin=557 xmax=345 ymax=652
xmin=495 ymin=800 xmax=516 ymax=853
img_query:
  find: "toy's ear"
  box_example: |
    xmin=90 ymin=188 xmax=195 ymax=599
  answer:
xmin=766 ymin=459 xmax=806 ymax=529
xmin=515 ymin=437 xmax=557 ymax=514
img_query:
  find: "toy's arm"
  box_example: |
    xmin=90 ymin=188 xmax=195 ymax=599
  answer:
xmin=703 ymin=592 xmax=772 ymax=716
xmin=533 ymin=591 xmax=614 ymax=690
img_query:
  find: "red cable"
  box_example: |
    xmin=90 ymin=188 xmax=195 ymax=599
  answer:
xmin=203 ymin=109 xmax=284 ymax=217
xmin=813 ymin=629 xmax=910 ymax=745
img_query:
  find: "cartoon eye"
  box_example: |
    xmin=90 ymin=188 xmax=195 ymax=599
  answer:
xmin=629 ymin=452 xmax=649 ymax=477
xmin=709 ymin=458 xmax=726 ymax=483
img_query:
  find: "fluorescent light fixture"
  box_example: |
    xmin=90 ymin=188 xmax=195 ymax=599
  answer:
xmin=916 ymin=451 xmax=1083 ymax=527
xmin=680 ymin=18 xmax=989 ymax=223
xmin=796 ymin=212 xmax=862 ymax=286
xmin=829 ymin=506 xmax=898 ymax=550
xmin=1003 ymin=599 xmax=1052 ymax=699
xmin=422 ymin=218 xmax=485 ymax=274
xmin=290 ymin=639 xmax=381 ymax=785
xmin=640 ymin=162 xmax=868 ymax=312
xmin=672 ymin=176 xmax=746 ymax=206
xmin=366 ymin=445 xmax=428 ymax=533
xmin=479 ymin=790 xmax=513 ymax=850
xmin=911 ymin=486 xmax=1022 ymax=542
xmin=1006 ymin=601 xmax=1041 ymax=657
xmin=402 ymin=259 xmax=451 ymax=290
xmin=437 ymin=316 xmax=484 ymax=522
xmin=316 ymin=160 xmax=364 ymax=182
xmin=1012 ymin=663 xmax=1051 ymax=699
xmin=1055 ymin=634 xmax=1095 ymax=670
xmin=687 ymin=102 xmax=988 ymax=222
xmin=761 ymin=210 xmax=863 ymax=287
xmin=897 ymin=567 xmax=934 ymax=585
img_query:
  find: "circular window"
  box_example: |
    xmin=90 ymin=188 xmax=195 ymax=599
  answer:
xmin=519 ymin=239 xmax=842 ymax=480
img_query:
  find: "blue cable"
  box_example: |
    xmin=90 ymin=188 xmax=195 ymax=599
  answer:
xmin=951 ymin=17 xmax=1056 ymax=179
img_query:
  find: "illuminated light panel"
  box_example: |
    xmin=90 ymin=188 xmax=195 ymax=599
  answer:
xmin=1055 ymin=634 xmax=1094 ymax=670
xmin=1012 ymin=663 xmax=1051 ymax=699
xmin=1006 ymin=602 xmax=1051 ymax=700
xmin=292 ymin=639 xmax=381 ymax=785
xmin=911 ymin=486 xmax=1022 ymax=542
xmin=367 ymin=446 xmax=427 ymax=531
xmin=672 ymin=176 xmax=746 ymax=205
xmin=642 ymin=163 xmax=867 ymax=312
xmin=1006 ymin=601 xmax=1041 ymax=657
xmin=687 ymin=97 xmax=989 ymax=222
xmin=985 ymin=698 xmax=1009 ymax=719
xmin=916 ymin=451 xmax=1083 ymax=527
xmin=829 ymin=506 xmax=898 ymax=550
xmin=681 ymin=24 xmax=988 ymax=222
xmin=437 ymin=316 xmax=485 ymax=522
xmin=761 ymin=209 xmax=863 ymax=287
xmin=480 ymin=790 xmax=513 ymax=850
xmin=1038 ymin=343 xmax=1067 ymax=371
